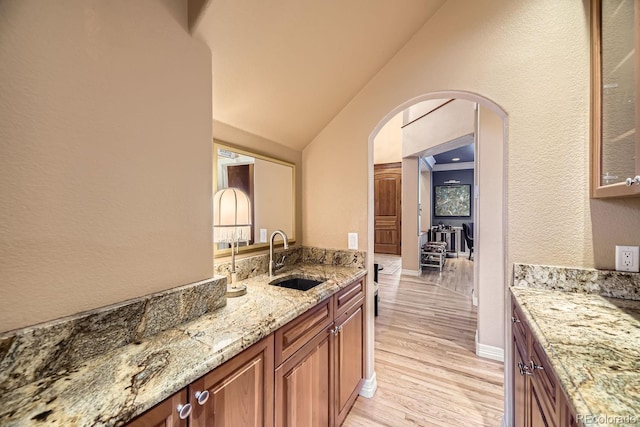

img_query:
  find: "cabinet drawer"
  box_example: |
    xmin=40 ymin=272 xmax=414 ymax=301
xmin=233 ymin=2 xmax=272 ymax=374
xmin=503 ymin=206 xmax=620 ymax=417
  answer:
xmin=275 ymin=299 xmax=333 ymax=366
xmin=334 ymin=278 xmax=365 ymax=318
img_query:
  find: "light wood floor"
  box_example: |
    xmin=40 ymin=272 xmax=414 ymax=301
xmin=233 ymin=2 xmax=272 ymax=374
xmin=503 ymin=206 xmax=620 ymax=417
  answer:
xmin=344 ymin=256 xmax=504 ymax=427
xmin=420 ymin=256 xmax=475 ymax=297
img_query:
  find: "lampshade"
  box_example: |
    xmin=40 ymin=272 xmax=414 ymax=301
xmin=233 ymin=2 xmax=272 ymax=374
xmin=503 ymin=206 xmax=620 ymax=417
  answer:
xmin=213 ymin=188 xmax=252 ymax=243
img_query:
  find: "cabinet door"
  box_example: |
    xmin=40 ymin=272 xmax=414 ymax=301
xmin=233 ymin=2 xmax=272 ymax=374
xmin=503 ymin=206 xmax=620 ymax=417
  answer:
xmin=190 ymin=336 xmax=274 ymax=427
xmin=530 ymin=379 xmax=556 ymax=427
xmin=513 ymin=336 xmax=528 ymax=427
xmin=275 ymin=328 xmax=333 ymax=427
xmin=334 ymin=302 xmax=364 ymax=427
xmin=125 ymin=389 xmax=188 ymax=427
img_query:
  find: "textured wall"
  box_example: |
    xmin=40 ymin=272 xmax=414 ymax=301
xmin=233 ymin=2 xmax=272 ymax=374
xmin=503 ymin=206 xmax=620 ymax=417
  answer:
xmin=0 ymin=0 xmax=213 ymax=332
xmin=302 ymin=0 xmax=640 ymax=274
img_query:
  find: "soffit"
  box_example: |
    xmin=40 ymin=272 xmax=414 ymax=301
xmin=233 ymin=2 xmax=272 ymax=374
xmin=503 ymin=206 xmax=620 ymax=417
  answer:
xmin=195 ymin=0 xmax=446 ymax=150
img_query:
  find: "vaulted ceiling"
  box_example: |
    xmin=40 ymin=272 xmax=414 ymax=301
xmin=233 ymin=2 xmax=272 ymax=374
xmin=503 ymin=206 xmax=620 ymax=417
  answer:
xmin=193 ymin=0 xmax=446 ymax=150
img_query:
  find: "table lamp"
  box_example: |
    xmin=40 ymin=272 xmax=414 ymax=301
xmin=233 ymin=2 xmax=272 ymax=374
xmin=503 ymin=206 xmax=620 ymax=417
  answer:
xmin=213 ymin=188 xmax=251 ymax=297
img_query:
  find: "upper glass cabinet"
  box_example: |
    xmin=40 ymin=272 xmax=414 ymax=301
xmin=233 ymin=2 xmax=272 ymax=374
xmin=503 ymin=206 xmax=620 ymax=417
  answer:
xmin=591 ymin=0 xmax=640 ymax=197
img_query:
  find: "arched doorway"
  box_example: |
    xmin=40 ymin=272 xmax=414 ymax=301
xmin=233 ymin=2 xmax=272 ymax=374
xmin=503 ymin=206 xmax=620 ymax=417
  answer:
xmin=365 ymin=90 xmax=510 ymax=422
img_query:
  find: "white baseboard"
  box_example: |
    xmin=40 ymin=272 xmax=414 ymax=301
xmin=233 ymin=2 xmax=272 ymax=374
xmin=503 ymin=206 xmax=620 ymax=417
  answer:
xmin=402 ymin=269 xmax=421 ymax=276
xmin=359 ymin=372 xmax=377 ymax=398
xmin=475 ymin=330 xmax=504 ymax=362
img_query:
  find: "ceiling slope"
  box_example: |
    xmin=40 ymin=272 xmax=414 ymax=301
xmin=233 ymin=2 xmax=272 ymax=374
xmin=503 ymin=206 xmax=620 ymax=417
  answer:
xmin=194 ymin=0 xmax=446 ymax=150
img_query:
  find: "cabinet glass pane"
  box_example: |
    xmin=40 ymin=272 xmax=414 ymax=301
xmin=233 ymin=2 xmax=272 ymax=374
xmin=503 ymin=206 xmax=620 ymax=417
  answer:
xmin=600 ymin=0 xmax=637 ymax=186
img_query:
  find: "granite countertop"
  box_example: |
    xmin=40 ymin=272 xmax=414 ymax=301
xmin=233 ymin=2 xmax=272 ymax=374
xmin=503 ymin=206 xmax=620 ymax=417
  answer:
xmin=0 ymin=263 xmax=366 ymax=427
xmin=511 ymin=287 xmax=640 ymax=425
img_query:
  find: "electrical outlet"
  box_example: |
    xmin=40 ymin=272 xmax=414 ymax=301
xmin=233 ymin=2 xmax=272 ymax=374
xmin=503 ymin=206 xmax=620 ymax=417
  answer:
xmin=348 ymin=233 xmax=358 ymax=250
xmin=615 ymin=245 xmax=640 ymax=272
xmin=260 ymin=229 xmax=267 ymax=243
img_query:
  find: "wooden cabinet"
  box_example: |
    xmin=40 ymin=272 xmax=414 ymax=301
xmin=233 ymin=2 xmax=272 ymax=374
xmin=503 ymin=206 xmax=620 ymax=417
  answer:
xmin=190 ymin=337 xmax=274 ymax=427
xmin=275 ymin=325 xmax=333 ymax=427
xmin=334 ymin=303 xmax=364 ymax=426
xmin=275 ymin=277 xmax=366 ymax=427
xmin=126 ymin=389 xmax=189 ymax=427
xmin=125 ymin=336 xmax=274 ymax=427
xmin=126 ymin=275 xmax=366 ymax=427
xmin=511 ymin=298 xmax=580 ymax=427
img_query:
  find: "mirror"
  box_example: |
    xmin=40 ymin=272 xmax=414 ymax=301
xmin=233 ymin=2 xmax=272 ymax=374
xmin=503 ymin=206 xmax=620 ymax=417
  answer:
xmin=213 ymin=142 xmax=295 ymax=257
xmin=592 ymin=0 xmax=640 ymax=196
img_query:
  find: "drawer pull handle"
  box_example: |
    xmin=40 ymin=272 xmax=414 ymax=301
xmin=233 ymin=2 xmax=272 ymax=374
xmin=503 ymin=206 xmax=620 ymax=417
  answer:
xmin=530 ymin=361 xmax=544 ymax=371
xmin=511 ymin=317 xmax=521 ymax=324
xmin=177 ymin=403 xmax=192 ymax=419
xmin=517 ymin=362 xmax=532 ymax=376
xmin=195 ymin=390 xmax=209 ymax=405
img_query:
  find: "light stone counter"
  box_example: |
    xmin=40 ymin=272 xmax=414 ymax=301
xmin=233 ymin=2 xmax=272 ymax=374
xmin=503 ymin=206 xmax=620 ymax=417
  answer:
xmin=0 ymin=264 xmax=366 ymax=426
xmin=511 ymin=287 xmax=640 ymax=426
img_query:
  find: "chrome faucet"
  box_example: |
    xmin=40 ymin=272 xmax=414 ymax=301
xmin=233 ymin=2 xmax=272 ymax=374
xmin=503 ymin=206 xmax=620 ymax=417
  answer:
xmin=269 ymin=230 xmax=289 ymax=278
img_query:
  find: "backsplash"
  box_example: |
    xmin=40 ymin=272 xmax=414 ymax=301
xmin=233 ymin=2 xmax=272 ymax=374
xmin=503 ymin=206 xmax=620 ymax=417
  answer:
xmin=0 ymin=277 xmax=226 ymax=394
xmin=513 ymin=263 xmax=640 ymax=301
xmin=213 ymin=246 xmax=366 ymax=282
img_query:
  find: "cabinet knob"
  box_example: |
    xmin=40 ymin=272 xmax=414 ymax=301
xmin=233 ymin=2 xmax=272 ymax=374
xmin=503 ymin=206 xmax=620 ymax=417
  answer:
xmin=330 ymin=325 xmax=343 ymax=336
xmin=625 ymin=176 xmax=640 ymax=186
xmin=517 ymin=362 xmax=532 ymax=376
xmin=529 ymin=360 xmax=544 ymax=371
xmin=511 ymin=316 xmax=521 ymax=324
xmin=195 ymin=390 xmax=210 ymax=405
xmin=177 ymin=403 xmax=192 ymax=419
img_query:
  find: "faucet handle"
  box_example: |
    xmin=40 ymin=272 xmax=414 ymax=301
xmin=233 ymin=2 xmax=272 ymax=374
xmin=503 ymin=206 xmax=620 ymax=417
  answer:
xmin=276 ymin=254 xmax=287 ymax=268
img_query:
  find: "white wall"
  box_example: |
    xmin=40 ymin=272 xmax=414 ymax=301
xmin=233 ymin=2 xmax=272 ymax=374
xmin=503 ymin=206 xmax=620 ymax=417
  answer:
xmin=0 ymin=0 xmax=213 ymax=332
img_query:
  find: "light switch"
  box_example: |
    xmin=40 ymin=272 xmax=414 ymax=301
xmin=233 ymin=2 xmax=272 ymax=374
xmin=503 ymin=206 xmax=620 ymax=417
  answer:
xmin=348 ymin=232 xmax=358 ymax=250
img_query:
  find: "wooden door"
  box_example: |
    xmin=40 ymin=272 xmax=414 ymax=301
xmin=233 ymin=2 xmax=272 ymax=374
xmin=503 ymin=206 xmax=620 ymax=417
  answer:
xmin=125 ymin=389 xmax=188 ymax=427
xmin=334 ymin=303 xmax=364 ymax=426
xmin=374 ymin=163 xmax=402 ymax=255
xmin=275 ymin=329 xmax=333 ymax=427
xmin=190 ymin=336 xmax=274 ymax=427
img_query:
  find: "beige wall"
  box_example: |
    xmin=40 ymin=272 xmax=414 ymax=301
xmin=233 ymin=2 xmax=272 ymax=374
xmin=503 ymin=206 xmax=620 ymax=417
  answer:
xmin=373 ymin=113 xmax=403 ymax=165
xmin=0 ymin=0 xmax=213 ymax=332
xmin=403 ymin=99 xmax=475 ymax=157
xmin=401 ymin=158 xmax=420 ymax=272
xmin=254 ymin=159 xmax=294 ymax=240
xmin=302 ymin=0 xmax=640 ymax=274
xmin=212 ymin=120 xmax=303 ymax=251
xmin=476 ymin=105 xmax=505 ymax=350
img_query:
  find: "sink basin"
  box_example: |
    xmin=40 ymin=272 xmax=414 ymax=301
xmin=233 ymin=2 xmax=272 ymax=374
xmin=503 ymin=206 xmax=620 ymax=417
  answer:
xmin=269 ymin=276 xmax=327 ymax=291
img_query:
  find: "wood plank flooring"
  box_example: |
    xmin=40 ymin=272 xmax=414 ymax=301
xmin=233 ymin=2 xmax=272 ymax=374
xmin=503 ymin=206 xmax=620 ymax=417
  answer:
xmin=344 ymin=257 xmax=504 ymax=427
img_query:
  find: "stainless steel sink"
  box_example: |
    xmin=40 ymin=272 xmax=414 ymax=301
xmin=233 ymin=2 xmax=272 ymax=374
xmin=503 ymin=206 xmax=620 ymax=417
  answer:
xmin=269 ymin=276 xmax=327 ymax=291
